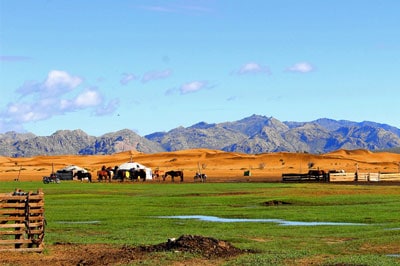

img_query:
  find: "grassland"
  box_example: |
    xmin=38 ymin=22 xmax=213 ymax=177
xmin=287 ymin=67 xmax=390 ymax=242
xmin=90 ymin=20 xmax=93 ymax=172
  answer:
xmin=1 ymin=180 xmax=400 ymax=265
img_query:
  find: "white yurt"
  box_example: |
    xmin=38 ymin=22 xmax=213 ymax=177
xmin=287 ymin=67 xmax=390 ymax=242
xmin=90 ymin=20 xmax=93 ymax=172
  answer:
xmin=56 ymin=165 xmax=89 ymax=180
xmin=118 ymin=162 xmax=152 ymax=180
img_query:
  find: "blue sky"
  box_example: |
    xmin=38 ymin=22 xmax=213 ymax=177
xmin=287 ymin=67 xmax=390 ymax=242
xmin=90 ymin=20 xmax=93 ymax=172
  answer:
xmin=1 ymin=0 xmax=399 ymax=137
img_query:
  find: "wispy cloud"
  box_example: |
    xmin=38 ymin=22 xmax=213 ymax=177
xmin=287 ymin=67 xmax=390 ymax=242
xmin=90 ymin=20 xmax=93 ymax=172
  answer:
xmin=138 ymin=5 xmax=176 ymax=13
xmin=95 ymin=98 xmax=120 ymax=116
xmin=180 ymin=80 xmax=210 ymax=94
xmin=286 ymin=62 xmax=314 ymax=73
xmin=136 ymin=2 xmax=214 ymax=15
xmin=0 ymin=55 xmax=31 ymax=62
xmin=233 ymin=62 xmax=271 ymax=75
xmin=142 ymin=69 xmax=172 ymax=83
xmin=120 ymin=73 xmax=137 ymax=85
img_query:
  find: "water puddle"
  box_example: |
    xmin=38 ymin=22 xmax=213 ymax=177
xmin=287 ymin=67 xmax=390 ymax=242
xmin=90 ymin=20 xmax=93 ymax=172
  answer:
xmin=158 ymin=215 xmax=366 ymax=226
xmin=385 ymin=227 xmax=400 ymax=231
xmin=387 ymin=254 xmax=400 ymax=258
xmin=56 ymin=220 xmax=101 ymax=224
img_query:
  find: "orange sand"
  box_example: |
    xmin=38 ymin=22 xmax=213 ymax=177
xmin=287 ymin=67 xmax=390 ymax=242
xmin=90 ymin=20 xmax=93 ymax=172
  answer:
xmin=1 ymin=149 xmax=400 ymax=182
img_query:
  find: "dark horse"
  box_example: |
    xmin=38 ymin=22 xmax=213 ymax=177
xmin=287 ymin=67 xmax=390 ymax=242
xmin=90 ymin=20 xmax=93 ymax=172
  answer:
xmin=73 ymin=170 xmax=92 ymax=182
xmin=129 ymin=168 xmax=147 ymax=181
xmin=163 ymin=170 xmax=184 ymax=182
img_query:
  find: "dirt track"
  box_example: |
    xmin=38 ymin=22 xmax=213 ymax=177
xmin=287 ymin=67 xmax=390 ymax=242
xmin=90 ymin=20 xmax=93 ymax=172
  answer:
xmin=0 ymin=235 xmax=248 ymax=266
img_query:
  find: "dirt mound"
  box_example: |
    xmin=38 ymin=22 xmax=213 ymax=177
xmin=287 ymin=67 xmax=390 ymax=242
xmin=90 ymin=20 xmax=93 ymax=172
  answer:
xmin=135 ymin=234 xmax=247 ymax=259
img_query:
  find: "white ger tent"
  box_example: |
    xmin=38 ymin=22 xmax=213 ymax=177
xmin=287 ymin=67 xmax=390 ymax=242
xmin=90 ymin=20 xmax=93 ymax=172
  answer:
xmin=118 ymin=162 xmax=152 ymax=180
xmin=56 ymin=165 xmax=90 ymax=180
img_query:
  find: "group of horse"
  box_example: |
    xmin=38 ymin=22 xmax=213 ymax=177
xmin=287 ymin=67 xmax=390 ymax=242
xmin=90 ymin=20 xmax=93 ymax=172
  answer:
xmin=73 ymin=167 xmax=206 ymax=183
xmin=96 ymin=166 xmax=147 ymax=182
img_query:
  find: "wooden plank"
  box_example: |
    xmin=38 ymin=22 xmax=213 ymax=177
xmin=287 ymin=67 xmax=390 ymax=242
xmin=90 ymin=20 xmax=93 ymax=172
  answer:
xmin=0 ymin=223 xmax=26 ymax=229
xmin=0 ymin=203 xmax=26 ymax=208
xmin=0 ymin=202 xmax=44 ymax=208
xmin=0 ymin=217 xmax=25 ymax=222
xmin=28 ymin=203 xmax=45 ymax=208
xmin=0 ymin=210 xmax=44 ymax=215
xmin=26 ymin=229 xmax=43 ymax=234
xmin=0 ymin=210 xmax=25 ymax=215
xmin=0 ymin=239 xmax=34 ymax=245
xmin=29 ymin=216 xmax=45 ymax=223
xmin=27 ymin=195 xmax=44 ymax=200
xmin=0 ymin=230 xmax=25 ymax=235
xmin=0 ymin=196 xmax=26 ymax=201
xmin=26 ymin=222 xmax=44 ymax=228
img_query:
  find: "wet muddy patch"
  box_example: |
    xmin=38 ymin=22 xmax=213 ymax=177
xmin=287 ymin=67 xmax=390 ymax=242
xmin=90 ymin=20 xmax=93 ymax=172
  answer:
xmin=262 ymin=200 xmax=291 ymax=206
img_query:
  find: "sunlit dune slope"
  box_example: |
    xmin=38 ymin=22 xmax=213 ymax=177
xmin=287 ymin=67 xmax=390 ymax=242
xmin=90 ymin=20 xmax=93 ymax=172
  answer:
xmin=1 ymin=149 xmax=400 ymax=182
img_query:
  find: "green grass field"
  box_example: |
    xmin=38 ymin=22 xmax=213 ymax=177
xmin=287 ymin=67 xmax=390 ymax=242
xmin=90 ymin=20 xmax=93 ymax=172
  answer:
xmin=1 ymin=181 xmax=400 ymax=265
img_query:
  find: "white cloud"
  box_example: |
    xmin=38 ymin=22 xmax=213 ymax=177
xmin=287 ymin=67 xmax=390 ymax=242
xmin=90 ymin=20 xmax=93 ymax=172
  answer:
xmin=16 ymin=70 xmax=83 ymax=98
xmin=44 ymin=70 xmax=82 ymax=92
xmin=74 ymin=90 xmax=102 ymax=108
xmin=286 ymin=62 xmax=314 ymax=73
xmin=142 ymin=69 xmax=172 ymax=83
xmin=235 ymin=62 xmax=270 ymax=75
xmin=0 ymin=71 xmax=117 ymax=131
xmin=180 ymin=81 xmax=208 ymax=94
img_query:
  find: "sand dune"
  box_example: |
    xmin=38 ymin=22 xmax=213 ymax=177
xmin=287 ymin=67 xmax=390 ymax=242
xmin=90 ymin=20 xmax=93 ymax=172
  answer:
xmin=1 ymin=149 xmax=400 ymax=182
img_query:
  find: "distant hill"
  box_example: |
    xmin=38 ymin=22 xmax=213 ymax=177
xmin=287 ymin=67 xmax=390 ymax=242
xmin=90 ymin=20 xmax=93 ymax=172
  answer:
xmin=1 ymin=114 xmax=400 ymax=157
xmin=147 ymin=115 xmax=400 ymax=154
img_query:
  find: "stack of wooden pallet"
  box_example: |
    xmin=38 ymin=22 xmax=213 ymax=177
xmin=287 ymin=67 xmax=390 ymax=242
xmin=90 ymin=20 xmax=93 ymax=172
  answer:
xmin=0 ymin=189 xmax=45 ymax=252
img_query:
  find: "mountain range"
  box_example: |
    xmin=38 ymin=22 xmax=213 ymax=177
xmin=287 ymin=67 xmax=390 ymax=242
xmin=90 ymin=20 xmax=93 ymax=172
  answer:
xmin=1 ymin=115 xmax=400 ymax=157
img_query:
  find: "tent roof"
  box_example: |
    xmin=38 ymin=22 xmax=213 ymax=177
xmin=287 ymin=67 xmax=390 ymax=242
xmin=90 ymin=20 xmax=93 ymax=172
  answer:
xmin=118 ymin=162 xmax=150 ymax=170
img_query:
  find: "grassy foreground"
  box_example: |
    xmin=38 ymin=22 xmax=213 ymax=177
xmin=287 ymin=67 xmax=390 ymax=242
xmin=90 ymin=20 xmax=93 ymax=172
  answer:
xmin=1 ymin=181 xmax=400 ymax=265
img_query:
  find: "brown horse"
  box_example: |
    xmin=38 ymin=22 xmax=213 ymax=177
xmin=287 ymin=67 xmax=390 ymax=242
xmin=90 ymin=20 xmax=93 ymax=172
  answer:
xmin=97 ymin=165 xmax=114 ymax=182
xmin=97 ymin=170 xmax=108 ymax=181
xmin=163 ymin=170 xmax=184 ymax=182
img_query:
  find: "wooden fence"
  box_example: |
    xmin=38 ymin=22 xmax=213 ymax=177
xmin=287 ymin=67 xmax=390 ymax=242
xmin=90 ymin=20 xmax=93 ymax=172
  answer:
xmin=329 ymin=172 xmax=400 ymax=182
xmin=0 ymin=189 xmax=45 ymax=252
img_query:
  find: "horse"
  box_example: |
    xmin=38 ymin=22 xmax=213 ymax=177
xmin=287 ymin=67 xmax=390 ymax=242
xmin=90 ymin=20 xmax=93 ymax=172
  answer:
xmin=194 ymin=172 xmax=207 ymax=182
xmin=73 ymin=170 xmax=92 ymax=182
xmin=106 ymin=166 xmax=114 ymax=180
xmin=97 ymin=166 xmax=113 ymax=182
xmin=163 ymin=170 xmax=184 ymax=182
xmin=130 ymin=168 xmax=147 ymax=181
xmin=152 ymin=169 xmax=163 ymax=182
